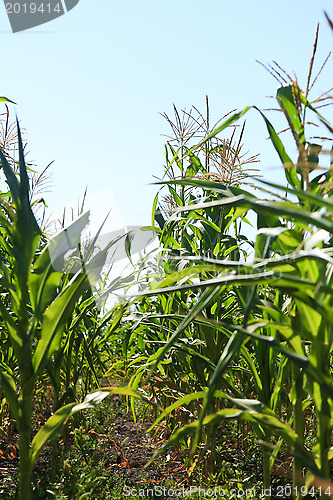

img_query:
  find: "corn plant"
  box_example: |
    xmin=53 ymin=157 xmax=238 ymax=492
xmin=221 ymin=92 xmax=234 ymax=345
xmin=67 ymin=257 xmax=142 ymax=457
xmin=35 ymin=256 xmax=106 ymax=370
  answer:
xmin=126 ymin=30 xmax=333 ymax=499
xmin=123 ymin=104 xmax=266 ymax=474
xmin=0 ymin=117 xmax=138 ymax=499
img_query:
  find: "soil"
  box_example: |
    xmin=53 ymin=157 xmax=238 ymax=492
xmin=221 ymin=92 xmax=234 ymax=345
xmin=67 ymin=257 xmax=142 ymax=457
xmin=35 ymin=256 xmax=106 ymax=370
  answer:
xmin=0 ymin=403 xmax=289 ymax=499
xmin=0 ymin=409 xmax=188 ymax=497
xmin=102 ymin=411 xmax=187 ymax=485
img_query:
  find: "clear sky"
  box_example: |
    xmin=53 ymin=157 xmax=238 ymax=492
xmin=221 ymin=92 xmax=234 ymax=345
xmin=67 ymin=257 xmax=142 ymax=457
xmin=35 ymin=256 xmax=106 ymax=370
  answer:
xmin=0 ymin=0 xmax=332 ymax=233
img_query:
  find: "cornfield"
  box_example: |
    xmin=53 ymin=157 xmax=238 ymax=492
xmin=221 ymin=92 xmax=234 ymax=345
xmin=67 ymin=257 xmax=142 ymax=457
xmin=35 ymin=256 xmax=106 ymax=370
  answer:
xmin=0 ymin=18 xmax=333 ymax=500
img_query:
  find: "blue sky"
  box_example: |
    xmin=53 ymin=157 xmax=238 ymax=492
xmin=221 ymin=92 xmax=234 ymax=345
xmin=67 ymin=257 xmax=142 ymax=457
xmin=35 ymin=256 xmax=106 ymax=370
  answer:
xmin=0 ymin=0 xmax=332 ymax=232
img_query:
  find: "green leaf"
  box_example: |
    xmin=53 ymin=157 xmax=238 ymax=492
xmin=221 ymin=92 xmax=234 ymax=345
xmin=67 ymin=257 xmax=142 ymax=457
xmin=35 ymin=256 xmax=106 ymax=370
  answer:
xmin=193 ymin=330 xmax=246 ymax=449
xmin=277 ymin=85 xmax=305 ymax=145
xmin=0 ymin=368 xmax=20 ymax=422
xmin=138 ymin=335 xmax=145 ymax=352
xmin=148 ymin=286 xmax=221 ymax=371
xmin=155 ymin=178 xmax=254 ymax=199
xmin=0 ymin=144 xmax=20 ymax=206
xmin=32 ymin=271 xmax=89 ymax=374
xmin=186 ymin=107 xmax=252 ymax=155
xmin=173 ymin=195 xmax=333 ymax=234
xmin=255 ymin=105 xmax=301 ymax=188
xmin=0 ymin=299 xmax=23 ymax=354
xmin=147 ymin=405 xmax=320 ymax=476
xmin=0 ymin=96 xmax=16 ymax=104
xmin=125 ymin=231 xmax=134 ymax=265
xmin=147 ymin=390 xmax=224 ymax=432
xmin=30 ymin=403 xmax=77 ymax=466
xmin=17 ymin=119 xmax=30 ymax=208
xmin=256 ymin=177 xmax=333 ymax=212
xmin=31 ymin=387 xmax=141 ymax=466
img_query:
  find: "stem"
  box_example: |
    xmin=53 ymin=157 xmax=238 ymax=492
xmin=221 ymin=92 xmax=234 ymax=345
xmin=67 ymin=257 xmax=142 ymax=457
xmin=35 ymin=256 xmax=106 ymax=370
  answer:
xmin=313 ymin=334 xmax=331 ymax=498
xmin=18 ymin=359 xmax=34 ymax=500
xmin=317 ymin=396 xmax=330 ymax=477
xmin=18 ymin=386 xmax=33 ymax=500
xmin=292 ymin=364 xmax=304 ymax=500
xmin=207 ymin=422 xmax=217 ymax=473
xmin=18 ymin=429 xmax=33 ymax=500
